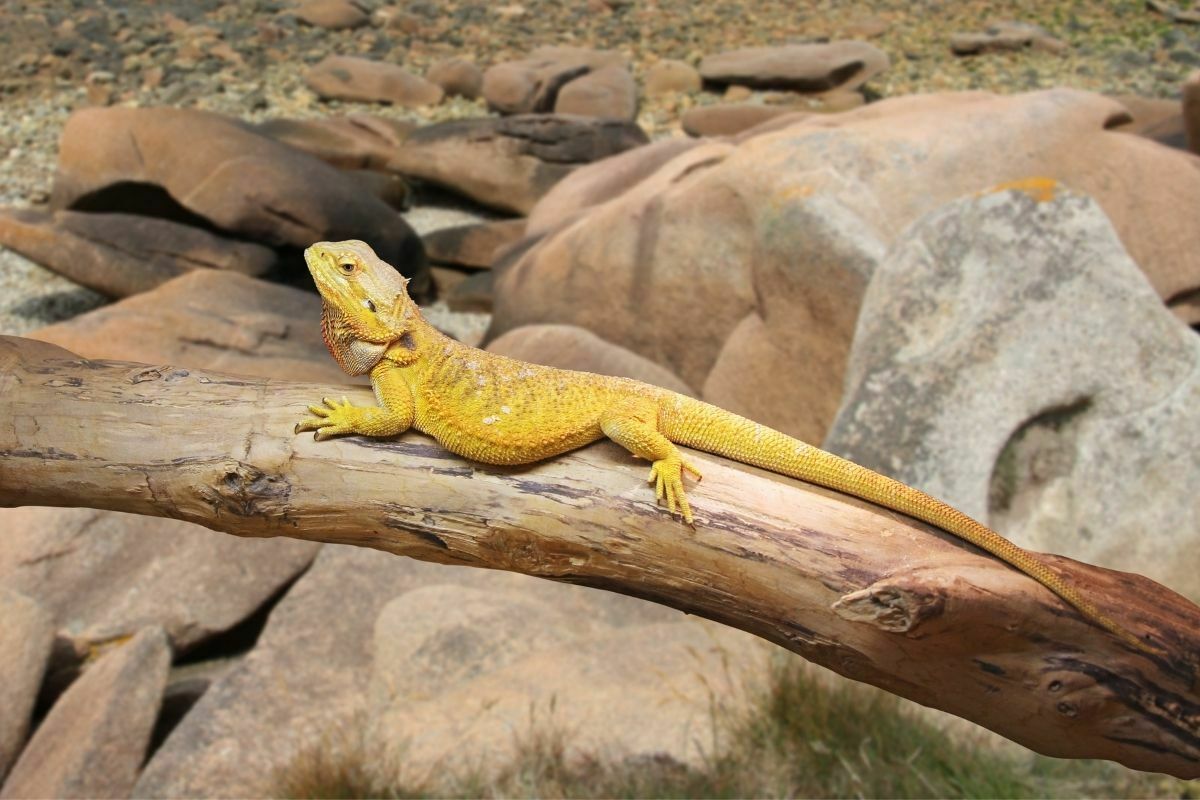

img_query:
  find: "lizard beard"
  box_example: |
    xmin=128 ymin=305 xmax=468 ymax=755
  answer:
xmin=320 ymin=302 xmax=388 ymax=376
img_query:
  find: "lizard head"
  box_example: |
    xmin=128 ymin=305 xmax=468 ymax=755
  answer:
xmin=304 ymin=240 xmax=415 ymax=375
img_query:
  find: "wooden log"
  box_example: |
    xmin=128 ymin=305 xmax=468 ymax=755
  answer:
xmin=0 ymin=334 xmax=1197 ymax=777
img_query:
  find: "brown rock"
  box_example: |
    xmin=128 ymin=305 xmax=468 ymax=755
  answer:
xmin=843 ymin=15 xmax=890 ymax=38
xmin=430 ymin=265 xmax=470 ymax=297
xmin=344 ymin=169 xmax=413 ymax=210
xmin=491 ymin=91 xmax=1200 ymax=440
xmin=681 ymin=103 xmax=803 ymax=137
xmin=555 ymin=66 xmax=638 ymax=120
xmin=305 ymin=55 xmax=444 ymax=107
xmin=426 ymin=57 xmax=483 ymax=99
xmin=0 ymin=627 xmax=170 ymax=800
xmin=1184 ymin=70 xmax=1200 ymax=155
xmin=49 ymin=107 xmax=427 ymax=293
xmin=422 ymin=218 xmax=526 ymax=268
xmin=950 ymin=21 xmax=1068 ymax=56
xmin=389 ymin=115 xmax=649 ymax=214
xmin=482 ymin=46 xmax=627 ymax=114
xmin=1109 ymin=95 xmax=1186 ymax=151
xmin=0 ymin=208 xmax=275 ymax=298
xmin=487 ymin=324 xmax=695 ymax=395
xmin=253 ymin=115 xmax=415 ymax=170
xmin=699 ymin=41 xmax=889 ymax=92
xmin=526 ymin=137 xmax=703 ymax=236
xmin=643 ymin=59 xmax=702 ymax=96
xmin=0 ymin=590 xmax=54 ymax=782
xmin=295 ymin=0 xmax=369 ymax=30
xmin=446 ymin=269 xmax=493 ymax=312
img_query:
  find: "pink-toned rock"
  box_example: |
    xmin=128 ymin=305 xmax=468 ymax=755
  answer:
xmin=0 ymin=590 xmax=54 ymax=782
xmin=426 ymin=57 xmax=483 ymax=99
xmin=49 ymin=107 xmax=427 ymax=293
xmin=488 ymin=324 xmax=695 ymax=395
xmin=555 ymin=66 xmax=638 ymax=120
xmin=681 ymin=103 xmax=805 ymax=137
xmin=1109 ymin=95 xmax=1185 ymax=151
xmin=254 ymin=114 xmax=415 ymax=170
xmin=699 ymin=41 xmax=889 ymax=92
xmin=295 ymin=0 xmax=369 ymax=29
xmin=0 ymin=627 xmax=170 ymax=800
xmin=389 ymin=115 xmax=648 ymax=214
xmin=446 ymin=269 xmax=493 ymax=312
xmin=950 ymin=21 xmax=1068 ymax=55
xmin=492 ymin=90 xmax=1200 ymax=440
xmin=423 ymin=218 xmax=526 ymax=269
xmin=305 ymin=55 xmax=444 ymax=107
xmin=526 ymin=137 xmax=703 ymax=236
xmin=0 ymin=208 xmax=275 ymax=298
xmin=482 ymin=46 xmax=627 ymax=114
xmin=643 ymin=59 xmax=701 ymax=96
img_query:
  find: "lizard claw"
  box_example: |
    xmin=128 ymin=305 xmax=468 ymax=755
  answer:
xmin=295 ymin=396 xmax=361 ymax=440
xmin=647 ymin=456 xmax=696 ymax=525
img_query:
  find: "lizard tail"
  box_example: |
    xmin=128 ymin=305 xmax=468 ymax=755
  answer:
xmin=659 ymin=394 xmax=1155 ymax=654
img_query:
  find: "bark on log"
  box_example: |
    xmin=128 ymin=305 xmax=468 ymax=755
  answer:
xmin=1 ymin=335 xmax=1198 ymax=777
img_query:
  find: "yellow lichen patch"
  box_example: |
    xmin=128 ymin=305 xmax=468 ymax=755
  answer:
xmin=982 ymin=177 xmax=1060 ymax=203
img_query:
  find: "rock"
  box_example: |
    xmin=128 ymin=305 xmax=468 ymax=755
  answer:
xmin=305 ymin=55 xmax=444 ymax=107
xmin=526 ymin=137 xmax=703 ymax=236
xmin=389 ymin=115 xmax=649 ymax=214
xmin=370 ymin=609 xmax=768 ymax=774
xmin=643 ymin=59 xmax=701 ymax=96
xmin=1110 ymin=95 xmax=1186 ymax=151
xmin=482 ymin=46 xmax=627 ymax=114
xmin=295 ymin=0 xmax=369 ymax=29
xmin=950 ymin=21 xmax=1068 ymax=56
xmin=345 ymin=169 xmax=413 ymax=210
xmin=0 ymin=590 xmax=54 ymax=782
xmin=0 ymin=507 xmax=320 ymax=661
xmin=253 ymin=115 xmax=415 ymax=171
xmin=555 ymin=66 xmax=638 ymax=120
xmin=1185 ymin=70 xmax=1200 ymax=155
xmin=50 ymin=107 xmax=428 ymax=294
xmin=134 ymin=545 xmax=678 ymax=797
xmin=430 ymin=265 xmax=470 ymax=298
xmin=30 ymin=270 xmax=349 ymax=382
xmin=825 ymin=186 xmax=1200 ymax=600
xmin=426 ymin=57 xmax=483 ymax=99
xmin=698 ymin=41 xmax=889 ymax=92
xmin=681 ymin=103 xmax=804 ymax=137
xmin=0 ymin=627 xmax=170 ymax=800
xmin=0 ymin=208 xmax=275 ymax=298
xmin=487 ymin=324 xmax=695 ymax=395
xmin=446 ymin=269 xmax=493 ymax=312
xmin=422 ymin=218 xmax=525 ymax=268
xmin=492 ymin=91 xmax=1200 ymax=441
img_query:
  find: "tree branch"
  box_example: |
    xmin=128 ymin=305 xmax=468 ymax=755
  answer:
xmin=1 ymin=335 xmax=1197 ymax=777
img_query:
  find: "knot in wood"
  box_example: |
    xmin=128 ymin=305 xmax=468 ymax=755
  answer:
xmin=482 ymin=526 xmax=591 ymax=577
xmin=199 ymin=462 xmax=291 ymax=520
xmin=832 ymin=580 xmax=945 ymax=633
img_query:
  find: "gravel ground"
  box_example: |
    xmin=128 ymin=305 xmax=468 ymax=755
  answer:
xmin=0 ymin=0 xmax=1195 ymax=334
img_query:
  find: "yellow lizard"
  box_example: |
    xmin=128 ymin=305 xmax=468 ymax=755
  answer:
xmin=296 ymin=239 xmax=1153 ymax=654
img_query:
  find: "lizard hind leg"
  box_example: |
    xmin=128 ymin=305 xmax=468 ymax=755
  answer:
xmin=600 ymin=400 xmax=702 ymax=524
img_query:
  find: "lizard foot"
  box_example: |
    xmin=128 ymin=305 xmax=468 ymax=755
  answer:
xmin=294 ymin=396 xmax=367 ymax=441
xmin=647 ymin=456 xmax=703 ymax=525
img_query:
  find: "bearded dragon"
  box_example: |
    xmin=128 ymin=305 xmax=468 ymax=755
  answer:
xmin=296 ymin=239 xmax=1153 ymax=654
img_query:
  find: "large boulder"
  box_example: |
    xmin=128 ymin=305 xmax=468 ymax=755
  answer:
xmin=0 ymin=590 xmax=54 ymax=782
xmin=305 ymin=56 xmax=444 ymax=107
xmin=0 ymin=208 xmax=275 ymax=298
xmin=698 ymin=41 xmax=889 ymax=92
xmin=389 ymin=115 xmax=649 ymax=214
xmin=825 ymin=186 xmax=1200 ymax=600
xmin=422 ymin=218 xmax=526 ymax=269
xmin=493 ymin=90 xmax=1200 ymax=442
xmin=0 ymin=627 xmax=170 ymax=800
xmin=49 ymin=107 xmax=428 ymax=294
xmin=253 ymin=114 xmax=415 ymax=171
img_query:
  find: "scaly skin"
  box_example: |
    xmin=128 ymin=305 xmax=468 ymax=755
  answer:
xmin=296 ymin=240 xmax=1154 ymax=654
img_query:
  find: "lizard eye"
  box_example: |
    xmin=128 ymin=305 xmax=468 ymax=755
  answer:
xmin=338 ymin=260 xmax=356 ymax=274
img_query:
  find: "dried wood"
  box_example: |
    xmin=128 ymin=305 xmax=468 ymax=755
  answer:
xmin=1 ymin=335 xmax=1197 ymax=778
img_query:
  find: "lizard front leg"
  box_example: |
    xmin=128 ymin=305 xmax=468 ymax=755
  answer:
xmin=600 ymin=399 xmax=703 ymax=524
xmin=295 ymin=362 xmax=414 ymax=441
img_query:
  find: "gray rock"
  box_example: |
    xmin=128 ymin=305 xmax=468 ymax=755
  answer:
xmin=0 ymin=208 xmax=275 ymax=298
xmin=825 ymin=187 xmax=1200 ymax=599
xmin=0 ymin=590 xmax=54 ymax=782
xmin=0 ymin=627 xmax=170 ymax=800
